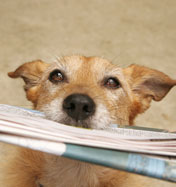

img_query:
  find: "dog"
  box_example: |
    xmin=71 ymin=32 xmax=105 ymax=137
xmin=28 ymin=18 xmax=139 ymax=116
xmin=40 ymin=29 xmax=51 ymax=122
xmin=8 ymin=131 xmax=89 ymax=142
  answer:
xmin=2 ymin=55 xmax=176 ymax=187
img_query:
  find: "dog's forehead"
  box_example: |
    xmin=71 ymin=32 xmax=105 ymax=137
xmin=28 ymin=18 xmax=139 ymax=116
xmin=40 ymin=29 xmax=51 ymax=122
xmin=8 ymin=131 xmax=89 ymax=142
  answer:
xmin=50 ymin=56 xmax=122 ymax=77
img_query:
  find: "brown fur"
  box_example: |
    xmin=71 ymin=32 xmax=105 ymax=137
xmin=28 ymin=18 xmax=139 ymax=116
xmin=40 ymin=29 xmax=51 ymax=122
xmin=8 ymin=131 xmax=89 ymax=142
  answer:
xmin=3 ymin=55 xmax=176 ymax=187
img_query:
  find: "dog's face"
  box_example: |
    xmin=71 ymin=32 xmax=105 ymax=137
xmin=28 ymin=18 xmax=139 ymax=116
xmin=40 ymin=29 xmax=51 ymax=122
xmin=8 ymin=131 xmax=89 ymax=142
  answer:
xmin=8 ymin=55 xmax=176 ymax=129
xmin=30 ymin=56 xmax=132 ymax=129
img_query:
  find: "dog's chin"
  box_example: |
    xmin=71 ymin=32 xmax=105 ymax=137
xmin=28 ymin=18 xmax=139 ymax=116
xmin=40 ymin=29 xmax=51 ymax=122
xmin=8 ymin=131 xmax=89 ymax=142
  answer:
xmin=42 ymin=111 xmax=93 ymax=128
xmin=43 ymin=110 xmax=111 ymax=129
xmin=58 ymin=118 xmax=92 ymax=129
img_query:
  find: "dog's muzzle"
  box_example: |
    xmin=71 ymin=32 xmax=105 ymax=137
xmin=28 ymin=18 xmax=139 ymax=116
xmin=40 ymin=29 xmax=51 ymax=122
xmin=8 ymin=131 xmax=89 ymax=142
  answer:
xmin=63 ymin=94 xmax=95 ymax=121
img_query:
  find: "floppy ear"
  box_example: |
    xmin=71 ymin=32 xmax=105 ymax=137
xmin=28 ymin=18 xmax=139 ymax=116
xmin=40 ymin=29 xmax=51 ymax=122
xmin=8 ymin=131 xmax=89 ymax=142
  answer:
xmin=123 ymin=64 xmax=176 ymax=121
xmin=8 ymin=60 xmax=49 ymax=105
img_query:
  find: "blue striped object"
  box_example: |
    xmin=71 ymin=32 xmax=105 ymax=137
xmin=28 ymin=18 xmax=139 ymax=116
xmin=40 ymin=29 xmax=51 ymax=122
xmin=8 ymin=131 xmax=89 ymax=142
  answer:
xmin=63 ymin=144 xmax=176 ymax=183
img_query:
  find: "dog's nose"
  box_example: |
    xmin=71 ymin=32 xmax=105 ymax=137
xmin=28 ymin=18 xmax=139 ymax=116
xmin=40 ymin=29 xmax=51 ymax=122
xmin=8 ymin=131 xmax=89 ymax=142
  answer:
xmin=63 ymin=94 xmax=95 ymax=121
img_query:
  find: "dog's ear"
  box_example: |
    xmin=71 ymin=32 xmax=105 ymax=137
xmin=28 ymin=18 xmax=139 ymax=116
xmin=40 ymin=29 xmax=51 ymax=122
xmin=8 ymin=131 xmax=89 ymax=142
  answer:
xmin=123 ymin=64 xmax=176 ymax=115
xmin=8 ymin=60 xmax=49 ymax=105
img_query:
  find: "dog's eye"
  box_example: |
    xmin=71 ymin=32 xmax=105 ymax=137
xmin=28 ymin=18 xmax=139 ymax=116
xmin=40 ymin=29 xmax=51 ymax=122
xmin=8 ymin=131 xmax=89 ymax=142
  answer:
xmin=104 ymin=77 xmax=121 ymax=89
xmin=49 ymin=69 xmax=64 ymax=83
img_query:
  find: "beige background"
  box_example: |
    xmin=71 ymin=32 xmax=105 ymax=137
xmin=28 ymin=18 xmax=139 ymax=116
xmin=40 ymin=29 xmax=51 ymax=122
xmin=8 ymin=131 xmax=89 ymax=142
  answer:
xmin=0 ymin=0 xmax=175 ymax=186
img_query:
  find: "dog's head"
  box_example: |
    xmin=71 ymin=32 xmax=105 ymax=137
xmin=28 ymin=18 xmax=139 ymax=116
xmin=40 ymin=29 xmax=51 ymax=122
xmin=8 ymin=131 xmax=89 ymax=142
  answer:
xmin=8 ymin=55 xmax=176 ymax=129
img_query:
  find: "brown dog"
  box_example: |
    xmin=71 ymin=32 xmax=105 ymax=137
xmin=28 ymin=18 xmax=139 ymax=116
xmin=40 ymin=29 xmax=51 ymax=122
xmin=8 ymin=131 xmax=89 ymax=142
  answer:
xmin=2 ymin=55 xmax=176 ymax=187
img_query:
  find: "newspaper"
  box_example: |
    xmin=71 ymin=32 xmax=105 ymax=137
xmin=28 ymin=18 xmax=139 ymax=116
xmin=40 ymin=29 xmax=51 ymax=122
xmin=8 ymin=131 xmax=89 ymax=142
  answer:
xmin=0 ymin=104 xmax=176 ymax=182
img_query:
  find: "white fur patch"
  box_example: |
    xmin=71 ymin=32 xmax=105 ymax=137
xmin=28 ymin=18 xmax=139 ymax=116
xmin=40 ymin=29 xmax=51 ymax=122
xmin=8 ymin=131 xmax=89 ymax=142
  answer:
xmin=91 ymin=103 xmax=113 ymax=129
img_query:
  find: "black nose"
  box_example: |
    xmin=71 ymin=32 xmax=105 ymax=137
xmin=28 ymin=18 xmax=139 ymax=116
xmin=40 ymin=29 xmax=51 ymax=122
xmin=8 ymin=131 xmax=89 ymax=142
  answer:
xmin=63 ymin=94 xmax=95 ymax=121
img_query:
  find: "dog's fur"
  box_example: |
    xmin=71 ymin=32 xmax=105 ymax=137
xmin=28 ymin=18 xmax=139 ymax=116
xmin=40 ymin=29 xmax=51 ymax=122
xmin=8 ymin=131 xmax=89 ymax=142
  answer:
xmin=2 ymin=55 xmax=176 ymax=187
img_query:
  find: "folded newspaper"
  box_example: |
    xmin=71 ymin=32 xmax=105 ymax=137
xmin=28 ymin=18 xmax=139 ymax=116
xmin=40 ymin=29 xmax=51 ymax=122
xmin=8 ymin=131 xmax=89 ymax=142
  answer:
xmin=0 ymin=104 xmax=176 ymax=183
